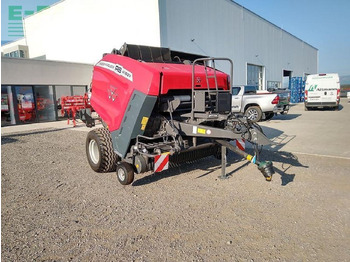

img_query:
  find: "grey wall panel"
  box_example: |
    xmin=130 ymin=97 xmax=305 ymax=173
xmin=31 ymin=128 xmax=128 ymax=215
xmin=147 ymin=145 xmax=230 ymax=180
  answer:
xmin=1 ymin=57 xmax=93 ymax=86
xmin=159 ymin=0 xmax=318 ymax=88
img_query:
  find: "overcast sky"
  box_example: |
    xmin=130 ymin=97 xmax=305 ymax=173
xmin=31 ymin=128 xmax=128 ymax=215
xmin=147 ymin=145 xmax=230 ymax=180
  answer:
xmin=2 ymin=0 xmax=349 ymax=76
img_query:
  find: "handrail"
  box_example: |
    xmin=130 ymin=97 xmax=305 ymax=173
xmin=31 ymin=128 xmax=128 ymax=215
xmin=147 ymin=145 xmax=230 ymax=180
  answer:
xmin=191 ymin=57 xmax=234 ymax=120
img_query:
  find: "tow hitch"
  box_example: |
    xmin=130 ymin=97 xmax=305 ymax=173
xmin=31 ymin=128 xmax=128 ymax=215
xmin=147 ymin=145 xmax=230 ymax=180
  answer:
xmin=216 ymin=139 xmax=275 ymax=181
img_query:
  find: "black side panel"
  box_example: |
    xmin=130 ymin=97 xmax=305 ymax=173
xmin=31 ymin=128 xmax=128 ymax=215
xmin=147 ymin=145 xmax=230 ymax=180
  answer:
xmin=170 ymin=50 xmax=207 ymax=63
xmin=160 ymin=48 xmax=172 ymax=62
xmin=111 ymin=90 xmax=157 ymax=158
xmin=119 ymin=43 xmax=172 ymax=63
xmin=125 ymin=45 xmax=141 ymax=60
xmin=217 ymin=92 xmax=232 ymax=113
xmin=139 ymin=46 xmax=153 ymax=62
xmin=151 ymin=47 xmax=164 ymax=62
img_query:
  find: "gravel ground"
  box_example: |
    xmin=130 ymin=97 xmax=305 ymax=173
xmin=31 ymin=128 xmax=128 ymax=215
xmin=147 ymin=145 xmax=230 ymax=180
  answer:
xmin=2 ymin=126 xmax=350 ymax=261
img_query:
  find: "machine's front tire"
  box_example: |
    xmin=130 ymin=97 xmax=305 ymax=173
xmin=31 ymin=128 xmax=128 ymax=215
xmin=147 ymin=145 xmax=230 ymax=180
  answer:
xmin=245 ymin=106 xmax=262 ymax=122
xmin=86 ymin=128 xmax=118 ymax=172
xmin=116 ymin=162 xmax=134 ymax=185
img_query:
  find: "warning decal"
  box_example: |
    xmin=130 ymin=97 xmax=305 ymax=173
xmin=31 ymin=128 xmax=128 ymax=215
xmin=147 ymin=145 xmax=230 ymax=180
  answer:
xmin=235 ymin=139 xmax=245 ymax=151
xmin=154 ymin=153 xmax=170 ymax=172
xmin=141 ymin=117 xmax=149 ymax=131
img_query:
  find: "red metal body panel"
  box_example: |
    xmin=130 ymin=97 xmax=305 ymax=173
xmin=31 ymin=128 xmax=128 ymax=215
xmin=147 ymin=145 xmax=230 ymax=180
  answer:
xmin=91 ymin=54 xmax=229 ymax=132
xmin=91 ymin=54 xmax=160 ymax=132
xmin=146 ymin=63 xmax=228 ymax=94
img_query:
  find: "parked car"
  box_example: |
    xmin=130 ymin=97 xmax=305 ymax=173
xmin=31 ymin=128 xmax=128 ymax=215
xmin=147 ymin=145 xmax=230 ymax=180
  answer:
xmin=304 ymin=73 xmax=340 ymax=110
xmin=267 ymin=88 xmax=290 ymax=115
xmin=231 ymin=85 xmax=281 ymax=122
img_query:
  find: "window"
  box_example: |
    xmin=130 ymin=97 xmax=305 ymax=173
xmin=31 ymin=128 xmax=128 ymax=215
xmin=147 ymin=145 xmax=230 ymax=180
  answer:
xmin=1 ymin=85 xmax=88 ymax=125
xmin=14 ymin=86 xmax=36 ymax=123
xmin=232 ymin=87 xmax=241 ymax=95
xmin=244 ymin=86 xmax=257 ymax=94
xmin=4 ymin=50 xmax=26 ymax=58
xmin=54 ymin=85 xmax=87 ymax=118
xmin=72 ymin=86 xmax=87 ymax=96
xmin=54 ymin=86 xmax=71 ymax=118
xmin=267 ymin=81 xmax=281 ymax=91
xmin=247 ymin=64 xmax=264 ymax=90
xmin=1 ymin=86 xmax=16 ymax=126
xmin=34 ymin=86 xmax=56 ymax=121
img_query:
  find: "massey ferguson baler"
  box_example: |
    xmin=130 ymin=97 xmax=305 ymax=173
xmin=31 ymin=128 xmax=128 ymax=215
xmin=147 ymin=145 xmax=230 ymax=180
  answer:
xmin=85 ymin=44 xmax=274 ymax=185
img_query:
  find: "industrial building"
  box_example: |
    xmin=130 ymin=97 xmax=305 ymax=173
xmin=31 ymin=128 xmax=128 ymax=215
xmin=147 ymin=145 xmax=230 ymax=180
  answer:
xmin=1 ymin=0 xmax=318 ymax=126
xmin=1 ymin=58 xmax=92 ymax=126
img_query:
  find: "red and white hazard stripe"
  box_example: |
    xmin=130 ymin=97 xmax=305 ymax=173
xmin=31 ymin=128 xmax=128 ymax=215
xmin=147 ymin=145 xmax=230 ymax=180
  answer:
xmin=154 ymin=153 xmax=170 ymax=172
xmin=235 ymin=139 xmax=245 ymax=151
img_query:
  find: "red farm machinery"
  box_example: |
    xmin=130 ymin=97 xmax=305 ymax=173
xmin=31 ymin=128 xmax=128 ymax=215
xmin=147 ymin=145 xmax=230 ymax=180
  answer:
xmin=61 ymin=94 xmax=94 ymax=127
xmin=84 ymin=44 xmax=274 ymax=185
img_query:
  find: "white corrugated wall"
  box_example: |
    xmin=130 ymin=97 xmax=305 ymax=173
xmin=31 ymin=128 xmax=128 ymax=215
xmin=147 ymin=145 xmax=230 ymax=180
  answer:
xmin=159 ymin=0 xmax=318 ymax=88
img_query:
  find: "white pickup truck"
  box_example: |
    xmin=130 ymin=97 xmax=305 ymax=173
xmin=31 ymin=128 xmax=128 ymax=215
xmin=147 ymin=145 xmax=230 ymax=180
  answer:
xmin=232 ymin=86 xmax=289 ymax=122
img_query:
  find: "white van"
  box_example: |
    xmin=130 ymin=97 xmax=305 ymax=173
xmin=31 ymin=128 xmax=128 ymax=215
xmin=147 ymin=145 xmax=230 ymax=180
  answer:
xmin=304 ymin=73 xmax=340 ymax=110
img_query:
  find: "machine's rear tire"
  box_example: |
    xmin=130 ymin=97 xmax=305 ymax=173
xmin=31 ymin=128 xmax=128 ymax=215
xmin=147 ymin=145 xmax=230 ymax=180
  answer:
xmin=86 ymin=128 xmax=118 ymax=172
xmin=116 ymin=162 xmax=134 ymax=185
xmin=245 ymin=106 xmax=262 ymax=122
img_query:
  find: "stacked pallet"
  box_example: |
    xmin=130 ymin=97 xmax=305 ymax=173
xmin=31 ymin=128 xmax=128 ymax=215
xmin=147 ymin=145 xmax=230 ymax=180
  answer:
xmin=289 ymin=77 xmax=305 ymax=103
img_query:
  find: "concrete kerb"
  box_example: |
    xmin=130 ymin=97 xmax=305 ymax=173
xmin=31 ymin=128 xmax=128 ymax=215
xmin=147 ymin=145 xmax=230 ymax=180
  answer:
xmin=1 ymin=120 xmax=101 ymax=136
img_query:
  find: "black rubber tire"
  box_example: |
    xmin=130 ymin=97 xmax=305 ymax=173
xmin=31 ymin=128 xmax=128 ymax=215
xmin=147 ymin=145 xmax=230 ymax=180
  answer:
xmin=265 ymin=112 xmax=274 ymax=120
xmin=245 ymin=106 xmax=262 ymax=122
xmin=86 ymin=128 xmax=118 ymax=172
xmin=304 ymin=106 xmax=309 ymax=111
xmin=116 ymin=162 xmax=134 ymax=185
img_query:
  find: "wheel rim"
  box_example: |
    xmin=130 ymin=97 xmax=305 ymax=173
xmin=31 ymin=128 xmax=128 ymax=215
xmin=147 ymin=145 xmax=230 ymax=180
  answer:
xmin=117 ymin=168 xmax=126 ymax=182
xmin=89 ymin=139 xmax=100 ymax=164
xmin=247 ymin=109 xmax=258 ymax=121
